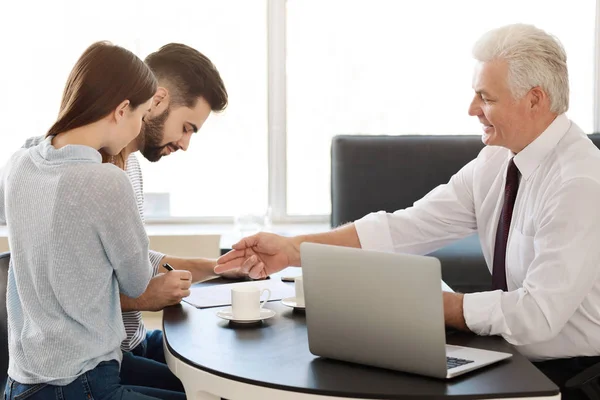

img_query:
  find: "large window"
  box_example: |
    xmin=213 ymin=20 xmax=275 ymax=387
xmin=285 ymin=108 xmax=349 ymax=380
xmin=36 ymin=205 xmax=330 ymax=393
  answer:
xmin=0 ymin=0 xmax=596 ymax=222
xmin=286 ymin=0 xmax=596 ymax=216
xmin=0 ymin=0 xmax=268 ymax=219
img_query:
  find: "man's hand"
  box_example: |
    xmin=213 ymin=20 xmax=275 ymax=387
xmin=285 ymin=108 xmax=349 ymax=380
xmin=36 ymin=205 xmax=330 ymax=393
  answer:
xmin=216 ymin=267 xmax=252 ymax=280
xmin=215 ymin=232 xmax=300 ymax=279
xmin=122 ymin=270 xmax=192 ymax=312
xmin=151 ymin=270 xmax=192 ymax=309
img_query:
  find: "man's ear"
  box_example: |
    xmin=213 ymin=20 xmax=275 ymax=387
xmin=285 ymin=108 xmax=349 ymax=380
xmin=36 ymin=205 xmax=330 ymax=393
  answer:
xmin=114 ymin=99 xmax=130 ymax=123
xmin=150 ymin=87 xmax=170 ymax=116
xmin=528 ymin=86 xmax=546 ymax=110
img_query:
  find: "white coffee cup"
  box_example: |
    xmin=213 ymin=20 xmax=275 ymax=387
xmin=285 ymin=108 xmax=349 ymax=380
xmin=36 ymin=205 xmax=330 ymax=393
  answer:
xmin=231 ymin=285 xmax=271 ymax=320
xmin=294 ymin=276 xmax=305 ymax=307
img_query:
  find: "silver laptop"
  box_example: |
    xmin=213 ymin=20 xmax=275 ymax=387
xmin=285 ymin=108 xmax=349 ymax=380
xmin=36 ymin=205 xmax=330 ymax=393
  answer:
xmin=300 ymin=243 xmax=512 ymax=379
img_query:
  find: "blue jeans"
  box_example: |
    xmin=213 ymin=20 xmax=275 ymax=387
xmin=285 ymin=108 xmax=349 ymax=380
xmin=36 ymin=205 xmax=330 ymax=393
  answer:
xmin=120 ymin=331 xmax=185 ymax=395
xmin=4 ymin=360 xmax=183 ymax=400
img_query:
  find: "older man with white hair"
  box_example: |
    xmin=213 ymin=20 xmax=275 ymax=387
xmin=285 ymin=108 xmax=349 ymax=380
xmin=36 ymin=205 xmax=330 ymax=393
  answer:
xmin=215 ymin=24 xmax=600 ymax=398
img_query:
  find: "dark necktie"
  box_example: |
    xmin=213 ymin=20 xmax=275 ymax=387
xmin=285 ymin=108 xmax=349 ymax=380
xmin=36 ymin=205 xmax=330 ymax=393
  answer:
xmin=492 ymin=158 xmax=520 ymax=291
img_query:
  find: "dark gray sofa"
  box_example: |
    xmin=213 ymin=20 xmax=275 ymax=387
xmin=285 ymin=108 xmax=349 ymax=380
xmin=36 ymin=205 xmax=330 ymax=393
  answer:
xmin=331 ymin=133 xmax=600 ymax=293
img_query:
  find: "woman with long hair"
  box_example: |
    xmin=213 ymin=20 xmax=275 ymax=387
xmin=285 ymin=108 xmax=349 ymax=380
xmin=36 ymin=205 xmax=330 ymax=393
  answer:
xmin=2 ymin=42 xmax=167 ymax=400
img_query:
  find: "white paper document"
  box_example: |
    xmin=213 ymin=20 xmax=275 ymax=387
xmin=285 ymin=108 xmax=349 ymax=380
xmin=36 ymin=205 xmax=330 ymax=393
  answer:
xmin=441 ymin=280 xmax=454 ymax=293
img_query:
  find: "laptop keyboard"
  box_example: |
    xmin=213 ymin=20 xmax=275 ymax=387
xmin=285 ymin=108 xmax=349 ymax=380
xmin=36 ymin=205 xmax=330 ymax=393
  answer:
xmin=447 ymin=356 xmax=474 ymax=370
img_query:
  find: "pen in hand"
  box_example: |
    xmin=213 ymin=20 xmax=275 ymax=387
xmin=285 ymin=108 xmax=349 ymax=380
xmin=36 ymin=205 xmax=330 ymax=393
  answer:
xmin=163 ymin=263 xmax=175 ymax=271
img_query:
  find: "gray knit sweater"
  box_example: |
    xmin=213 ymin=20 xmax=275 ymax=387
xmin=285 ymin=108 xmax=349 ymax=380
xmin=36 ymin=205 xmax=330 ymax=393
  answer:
xmin=1 ymin=137 xmax=152 ymax=385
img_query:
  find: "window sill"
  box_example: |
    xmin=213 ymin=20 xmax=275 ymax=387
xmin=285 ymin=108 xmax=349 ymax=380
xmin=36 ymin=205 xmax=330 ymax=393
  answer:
xmin=0 ymin=222 xmax=332 ymax=250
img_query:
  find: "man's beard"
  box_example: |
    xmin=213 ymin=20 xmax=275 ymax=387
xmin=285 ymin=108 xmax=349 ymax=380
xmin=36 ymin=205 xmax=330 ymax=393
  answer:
xmin=138 ymin=107 xmax=170 ymax=162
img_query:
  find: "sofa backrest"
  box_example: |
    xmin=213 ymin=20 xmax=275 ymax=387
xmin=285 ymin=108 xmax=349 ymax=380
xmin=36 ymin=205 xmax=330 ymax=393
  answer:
xmin=331 ymin=133 xmax=600 ymax=228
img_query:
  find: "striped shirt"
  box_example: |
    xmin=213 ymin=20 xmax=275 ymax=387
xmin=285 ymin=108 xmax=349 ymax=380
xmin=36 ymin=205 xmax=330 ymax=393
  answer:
xmin=122 ymin=154 xmax=164 ymax=351
xmin=22 ymin=137 xmax=164 ymax=352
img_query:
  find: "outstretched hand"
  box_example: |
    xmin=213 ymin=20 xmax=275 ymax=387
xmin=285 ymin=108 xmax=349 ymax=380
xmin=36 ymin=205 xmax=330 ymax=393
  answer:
xmin=214 ymin=232 xmax=298 ymax=279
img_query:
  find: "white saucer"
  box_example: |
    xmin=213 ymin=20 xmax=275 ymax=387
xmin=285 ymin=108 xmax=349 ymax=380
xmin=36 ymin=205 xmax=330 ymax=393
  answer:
xmin=216 ymin=307 xmax=276 ymax=323
xmin=281 ymin=297 xmax=306 ymax=310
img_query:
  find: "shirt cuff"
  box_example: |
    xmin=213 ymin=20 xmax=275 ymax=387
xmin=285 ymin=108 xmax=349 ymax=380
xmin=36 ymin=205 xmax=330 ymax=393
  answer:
xmin=354 ymin=211 xmax=395 ymax=253
xmin=463 ymin=290 xmax=504 ymax=335
xmin=148 ymin=250 xmax=165 ymax=276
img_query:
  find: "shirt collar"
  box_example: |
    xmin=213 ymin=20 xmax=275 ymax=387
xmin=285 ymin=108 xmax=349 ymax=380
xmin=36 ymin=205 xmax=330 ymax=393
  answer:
xmin=36 ymin=136 xmax=102 ymax=164
xmin=513 ymin=113 xmax=570 ymax=181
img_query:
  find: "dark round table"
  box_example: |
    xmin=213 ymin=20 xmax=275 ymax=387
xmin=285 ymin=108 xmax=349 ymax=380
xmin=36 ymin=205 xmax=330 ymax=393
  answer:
xmin=163 ymin=299 xmax=558 ymax=400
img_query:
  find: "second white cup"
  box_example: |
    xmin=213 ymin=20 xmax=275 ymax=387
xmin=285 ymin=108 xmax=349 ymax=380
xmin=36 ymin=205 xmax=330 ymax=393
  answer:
xmin=231 ymin=285 xmax=271 ymax=320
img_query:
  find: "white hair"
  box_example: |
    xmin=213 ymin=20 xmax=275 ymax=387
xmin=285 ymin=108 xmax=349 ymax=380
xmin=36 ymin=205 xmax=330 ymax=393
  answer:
xmin=472 ymin=23 xmax=569 ymax=114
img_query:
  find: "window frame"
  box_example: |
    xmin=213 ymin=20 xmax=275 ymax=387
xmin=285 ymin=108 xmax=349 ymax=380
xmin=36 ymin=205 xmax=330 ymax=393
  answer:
xmin=147 ymin=0 xmax=600 ymax=225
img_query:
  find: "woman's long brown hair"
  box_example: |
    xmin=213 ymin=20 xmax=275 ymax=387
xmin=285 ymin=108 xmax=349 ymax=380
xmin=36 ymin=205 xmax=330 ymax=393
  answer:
xmin=47 ymin=41 xmax=157 ymax=170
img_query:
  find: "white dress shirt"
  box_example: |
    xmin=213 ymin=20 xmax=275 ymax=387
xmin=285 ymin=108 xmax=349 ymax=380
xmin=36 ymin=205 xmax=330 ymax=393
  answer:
xmin=355 ymin=114 xmax=600 ymax=360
